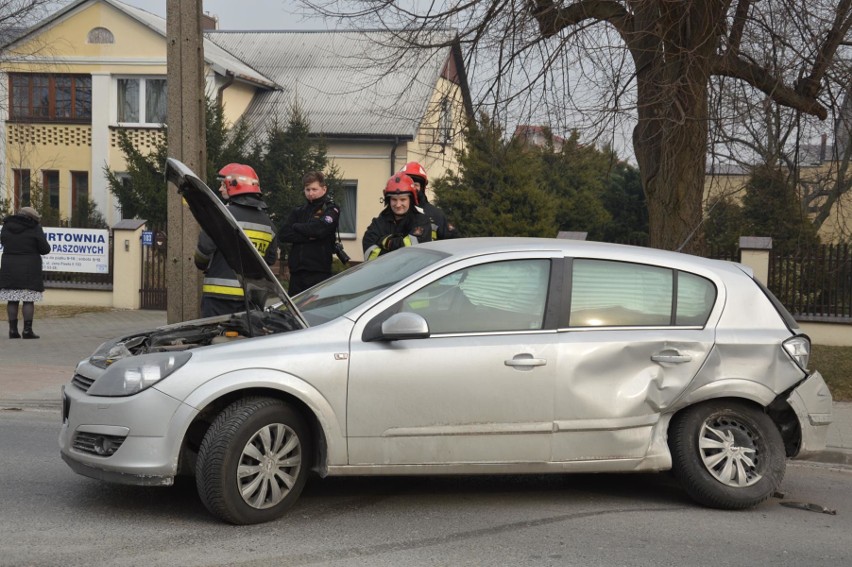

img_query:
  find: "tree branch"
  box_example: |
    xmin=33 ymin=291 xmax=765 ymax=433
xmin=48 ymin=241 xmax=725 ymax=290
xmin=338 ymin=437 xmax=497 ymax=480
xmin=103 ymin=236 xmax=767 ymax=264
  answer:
xmin=713 ymin=55 xmax=828 ymax=119
xmin=527 ymin=0 xmax=631 ymax=38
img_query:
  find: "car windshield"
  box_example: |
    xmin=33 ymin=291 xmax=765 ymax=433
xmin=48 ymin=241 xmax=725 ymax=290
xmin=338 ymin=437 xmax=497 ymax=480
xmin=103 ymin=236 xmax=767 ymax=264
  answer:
xmin=289 ymin=248 xmax=449 ymax=325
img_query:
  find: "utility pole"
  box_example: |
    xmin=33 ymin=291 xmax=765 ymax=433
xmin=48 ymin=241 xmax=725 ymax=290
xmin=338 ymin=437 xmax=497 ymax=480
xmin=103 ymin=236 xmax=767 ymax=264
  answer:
xmin=165 ymin=0 xmax=206 ymax=323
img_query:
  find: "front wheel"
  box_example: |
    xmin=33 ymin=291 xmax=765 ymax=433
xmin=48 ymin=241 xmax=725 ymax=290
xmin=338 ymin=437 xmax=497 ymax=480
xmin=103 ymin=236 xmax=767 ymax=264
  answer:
xmin=668 ymin=400 xmax=785 ymax=509
xmin=196 ymin=397 xmax=311 ymax=524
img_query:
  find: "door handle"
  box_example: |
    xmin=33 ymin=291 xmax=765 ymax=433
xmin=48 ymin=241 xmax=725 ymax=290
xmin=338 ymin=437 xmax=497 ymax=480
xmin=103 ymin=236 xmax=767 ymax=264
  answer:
xmin=505 ymin=355 xmax=547 ymax=369
xmin=651 ymin=350 xmax=693 ymax=364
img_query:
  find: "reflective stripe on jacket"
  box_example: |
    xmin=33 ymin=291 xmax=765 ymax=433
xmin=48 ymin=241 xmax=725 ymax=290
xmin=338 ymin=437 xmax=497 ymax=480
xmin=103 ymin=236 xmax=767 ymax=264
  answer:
xmin=195 ymin=198 xmax=277 ymax=301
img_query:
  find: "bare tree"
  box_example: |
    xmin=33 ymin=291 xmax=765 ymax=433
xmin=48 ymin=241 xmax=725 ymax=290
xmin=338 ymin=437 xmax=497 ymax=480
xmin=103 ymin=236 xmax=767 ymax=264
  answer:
xmin=305 ymin=1 xmax=852 ymax=251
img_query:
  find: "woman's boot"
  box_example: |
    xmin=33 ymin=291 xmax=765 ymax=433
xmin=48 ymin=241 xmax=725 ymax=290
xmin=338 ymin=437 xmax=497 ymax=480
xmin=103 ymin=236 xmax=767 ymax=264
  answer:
xmin=9 ymin=319 xmax=20 ymax=339
xmin=22 ymin=320 xmax=39 ymax=339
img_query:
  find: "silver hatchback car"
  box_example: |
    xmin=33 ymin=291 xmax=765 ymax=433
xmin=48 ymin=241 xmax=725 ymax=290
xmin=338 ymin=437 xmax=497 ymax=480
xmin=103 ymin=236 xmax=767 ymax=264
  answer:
xmin=59 ymin=159 xmax=833 ymax=524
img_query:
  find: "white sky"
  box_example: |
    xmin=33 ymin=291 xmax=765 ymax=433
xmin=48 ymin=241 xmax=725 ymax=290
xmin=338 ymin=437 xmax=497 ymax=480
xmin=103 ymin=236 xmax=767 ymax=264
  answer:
xmin=118 ymin=0 xmax=329 ymax=30
xmin=48 ymin=0 xmax=330 ymax=30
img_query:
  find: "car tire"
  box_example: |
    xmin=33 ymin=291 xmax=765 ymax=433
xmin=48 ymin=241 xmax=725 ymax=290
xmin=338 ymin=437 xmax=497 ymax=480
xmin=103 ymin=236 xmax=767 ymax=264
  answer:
xmin=668 ymin=400 xmax=785 ymax=510
xmin=196 ymin=397 xmax=310 ymax=524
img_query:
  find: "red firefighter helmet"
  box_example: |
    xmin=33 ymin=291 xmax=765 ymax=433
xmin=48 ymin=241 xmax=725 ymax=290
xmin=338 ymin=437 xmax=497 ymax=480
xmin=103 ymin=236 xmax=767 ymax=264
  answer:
xmin=400 ymin=161 xmax=428 ymax=187
xmin=217 ymin=163 xmax=261 ymax=196
xmin=384 ymin=173 xmax=419 ymax=206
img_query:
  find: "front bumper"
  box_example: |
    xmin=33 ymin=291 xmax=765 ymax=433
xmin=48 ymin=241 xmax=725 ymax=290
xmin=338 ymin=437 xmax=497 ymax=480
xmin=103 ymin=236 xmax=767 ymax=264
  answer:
xmin=787 ymin=370 xmax=833 ymax=458
xmin=59 ymin=382 xmax=198 ymax=486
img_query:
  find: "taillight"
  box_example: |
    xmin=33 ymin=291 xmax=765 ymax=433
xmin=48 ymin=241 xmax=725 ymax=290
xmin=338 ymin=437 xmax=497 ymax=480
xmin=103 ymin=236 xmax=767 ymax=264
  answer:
xmin=783 ymin=335 xmax=810 ymax=371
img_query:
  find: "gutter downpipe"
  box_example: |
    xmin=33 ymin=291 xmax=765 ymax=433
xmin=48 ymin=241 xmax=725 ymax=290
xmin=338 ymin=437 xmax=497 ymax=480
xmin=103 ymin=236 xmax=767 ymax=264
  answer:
xmin=216 ymin=71 xmax=236 ymax=108
xmin=390 ymin=137 xmax=400 ymax=176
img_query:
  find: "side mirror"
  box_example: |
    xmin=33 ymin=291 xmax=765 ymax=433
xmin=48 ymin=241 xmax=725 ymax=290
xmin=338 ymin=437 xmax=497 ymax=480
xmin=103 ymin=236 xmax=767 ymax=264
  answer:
xmin=380 ymin=312 xmax=430 ymax=341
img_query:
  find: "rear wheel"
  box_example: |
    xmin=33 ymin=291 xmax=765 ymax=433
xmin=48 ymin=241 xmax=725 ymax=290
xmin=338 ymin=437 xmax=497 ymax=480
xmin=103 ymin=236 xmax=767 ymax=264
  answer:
xmin=196 ymin=397 xmax=310 ymax=524
xmin=669 ymin=400 xmax=785 ymax=509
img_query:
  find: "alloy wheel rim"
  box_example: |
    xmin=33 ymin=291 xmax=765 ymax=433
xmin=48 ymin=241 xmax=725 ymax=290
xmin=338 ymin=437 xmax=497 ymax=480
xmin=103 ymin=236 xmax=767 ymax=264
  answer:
xmin=237 ymin=423 xmax=302 ymax=509
xmin=698 ymin=415 xmax=762 ymax=488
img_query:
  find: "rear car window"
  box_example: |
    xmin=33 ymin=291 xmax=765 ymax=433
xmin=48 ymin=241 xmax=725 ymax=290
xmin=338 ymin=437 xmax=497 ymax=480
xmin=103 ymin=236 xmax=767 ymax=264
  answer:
xmin=569 ymin=259 xmax=715 ymax=327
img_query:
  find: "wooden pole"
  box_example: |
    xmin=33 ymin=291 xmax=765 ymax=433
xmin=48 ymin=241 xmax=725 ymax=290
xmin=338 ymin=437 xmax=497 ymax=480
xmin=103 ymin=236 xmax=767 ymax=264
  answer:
xmin=165 ymin=0 xmax=206 ymax=323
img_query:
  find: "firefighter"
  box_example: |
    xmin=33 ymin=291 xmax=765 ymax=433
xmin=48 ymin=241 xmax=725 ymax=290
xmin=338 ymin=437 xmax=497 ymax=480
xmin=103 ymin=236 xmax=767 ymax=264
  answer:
xmin=399 ymin=161 xmax=460 ymax=240
xmin=362 ymin=173 xmax=432 ymax=260
xmin=194 ymin=163 xmax=277 ymax=317
xmin=278 ymin=170 xmax=341 ymax=295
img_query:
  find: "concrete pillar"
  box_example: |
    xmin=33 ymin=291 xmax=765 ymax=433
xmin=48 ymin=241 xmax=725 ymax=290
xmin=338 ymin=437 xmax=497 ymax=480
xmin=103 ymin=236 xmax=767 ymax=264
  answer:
xmin=738 ymin=236 xmax=772 ymax=284
xmin=111 ymin=220 xmax=147 ymax=309
xmin=166 ymin=0 xmax=205 ymax=323
xmin=90 ymin=73 xmax=113 ymax=225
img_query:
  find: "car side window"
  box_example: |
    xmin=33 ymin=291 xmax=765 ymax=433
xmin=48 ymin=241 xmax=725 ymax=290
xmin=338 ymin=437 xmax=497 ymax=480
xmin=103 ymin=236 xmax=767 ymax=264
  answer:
xmin=569 ymin=259 xmax=716 ymax=327
xmin=570 ymin=259 xmax=673 ymax=326
xmin=675 ymin=271 xmax=717 ymax=326
xmin=402 ymin=259 xmax=550 ymax=333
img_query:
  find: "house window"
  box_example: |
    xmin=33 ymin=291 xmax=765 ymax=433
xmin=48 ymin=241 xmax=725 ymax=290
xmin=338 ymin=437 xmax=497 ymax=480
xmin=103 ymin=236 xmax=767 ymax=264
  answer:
xmin=43 ymin=170 xmax=60 ymax=210
xmin=71 ymin=171 xmax=89 ymax=217
xmin=13 ymin=169 xmax=31 ymax=209
xmin=439 ymin=97 xmax=453 ymax=145
xmin=117 ymin=77 xmax=167 ymax=124
xmin=338 ymin=181 xmax=357 ymax=237
xmin=112 ymin=172 xmax=133 ymax=220
xmin=9 ymin=74 xmax=92 ymax=122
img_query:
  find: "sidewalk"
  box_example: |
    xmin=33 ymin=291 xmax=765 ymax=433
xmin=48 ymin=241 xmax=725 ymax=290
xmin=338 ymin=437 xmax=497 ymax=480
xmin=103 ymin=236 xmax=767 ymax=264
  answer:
xmin=0 ymin=309 xmax=850 ymax=467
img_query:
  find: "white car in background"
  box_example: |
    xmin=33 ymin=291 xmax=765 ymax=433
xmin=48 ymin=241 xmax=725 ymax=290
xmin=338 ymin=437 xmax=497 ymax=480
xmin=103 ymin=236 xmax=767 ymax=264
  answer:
xmin=59 ymin=158 xmax=833 ymax=524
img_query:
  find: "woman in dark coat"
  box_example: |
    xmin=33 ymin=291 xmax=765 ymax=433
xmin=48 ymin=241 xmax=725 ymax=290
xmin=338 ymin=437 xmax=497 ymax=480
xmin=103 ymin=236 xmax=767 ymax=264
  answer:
xmin=0 ymin=207 xmax=51 ymax=339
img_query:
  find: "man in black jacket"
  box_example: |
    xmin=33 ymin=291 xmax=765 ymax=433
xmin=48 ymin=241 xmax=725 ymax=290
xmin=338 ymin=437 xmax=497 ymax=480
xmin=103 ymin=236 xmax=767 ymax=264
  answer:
xmin=279 ymin=171 xmax=341 ymax=295
xmin=194 ymin=163 xmax=278 ymax=317
xmin=363 ymin=173 xmax=432 ymax=260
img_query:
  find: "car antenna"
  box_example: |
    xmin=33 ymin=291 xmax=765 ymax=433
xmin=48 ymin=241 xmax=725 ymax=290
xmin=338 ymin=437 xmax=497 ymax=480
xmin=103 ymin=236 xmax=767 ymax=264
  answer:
xmin=675 ymin=198 xmax=722 ymax=253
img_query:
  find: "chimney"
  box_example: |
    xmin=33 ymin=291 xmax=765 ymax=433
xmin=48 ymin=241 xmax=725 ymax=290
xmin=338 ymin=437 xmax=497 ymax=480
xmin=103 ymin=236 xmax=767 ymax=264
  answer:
xmin=202 ymin=12 xmax=218 ymax=30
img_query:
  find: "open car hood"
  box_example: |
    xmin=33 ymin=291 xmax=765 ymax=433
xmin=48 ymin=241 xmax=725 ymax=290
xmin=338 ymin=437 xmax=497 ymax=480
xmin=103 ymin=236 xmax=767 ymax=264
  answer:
xmin=165 ymin=158 xmax=308 ymax=329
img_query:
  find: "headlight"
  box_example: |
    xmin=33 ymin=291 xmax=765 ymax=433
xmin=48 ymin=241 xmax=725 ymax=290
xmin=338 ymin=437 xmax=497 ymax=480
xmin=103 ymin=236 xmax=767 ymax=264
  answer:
xmin=783 ymin=335 xmax=810 ymax=371
xmin=90 ymin=334 xmax=148 ymax=368
xmin=87 ymin=352 xmax=192 ymax=397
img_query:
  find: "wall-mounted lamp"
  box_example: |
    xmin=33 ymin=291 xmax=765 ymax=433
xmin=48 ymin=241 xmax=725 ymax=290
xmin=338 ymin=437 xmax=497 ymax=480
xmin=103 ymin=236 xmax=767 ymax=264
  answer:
xmin=124 ymin=239 xmax=130 ymax=252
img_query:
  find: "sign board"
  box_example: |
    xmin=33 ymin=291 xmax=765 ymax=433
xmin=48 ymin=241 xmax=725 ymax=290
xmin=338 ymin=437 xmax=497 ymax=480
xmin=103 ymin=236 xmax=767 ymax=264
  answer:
xmin=142 ymin=230 xmax=154 ymax=246
xmin=0 ymin=226 xmax=110 ymax=274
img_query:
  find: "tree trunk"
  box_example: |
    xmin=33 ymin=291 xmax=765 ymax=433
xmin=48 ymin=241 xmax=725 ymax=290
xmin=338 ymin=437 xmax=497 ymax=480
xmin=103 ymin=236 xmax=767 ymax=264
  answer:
xmin=634 ymin=99 xmax=708 ymax=253
xmin=629 ymin=2 xmax=720 ymax=253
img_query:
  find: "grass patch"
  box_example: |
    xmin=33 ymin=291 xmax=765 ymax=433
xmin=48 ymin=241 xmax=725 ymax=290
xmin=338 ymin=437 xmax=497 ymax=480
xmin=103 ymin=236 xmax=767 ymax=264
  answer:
xmin=812 ymin=345 xmax=852 ymax=402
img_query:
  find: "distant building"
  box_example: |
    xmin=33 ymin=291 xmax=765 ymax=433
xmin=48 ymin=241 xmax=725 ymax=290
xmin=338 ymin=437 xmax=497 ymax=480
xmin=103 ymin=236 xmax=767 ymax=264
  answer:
xmin=513 ymin=125 xmax=564 ymax=151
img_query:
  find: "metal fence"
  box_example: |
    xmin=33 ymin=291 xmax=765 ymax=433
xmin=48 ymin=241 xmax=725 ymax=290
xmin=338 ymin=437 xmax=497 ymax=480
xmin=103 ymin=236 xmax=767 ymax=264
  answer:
xmin=700 ymin=243 xmax=852 ymax=322
xmin=768 ymin=244 xmax=852 ymax=321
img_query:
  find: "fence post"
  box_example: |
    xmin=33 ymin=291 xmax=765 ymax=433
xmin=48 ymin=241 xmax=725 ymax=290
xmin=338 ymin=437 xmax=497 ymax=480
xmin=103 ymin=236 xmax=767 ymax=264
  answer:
xmin=739 ymin=236 xmax=772 ymax=284
xmin=112 ymin=219 xmax=147 ymax=309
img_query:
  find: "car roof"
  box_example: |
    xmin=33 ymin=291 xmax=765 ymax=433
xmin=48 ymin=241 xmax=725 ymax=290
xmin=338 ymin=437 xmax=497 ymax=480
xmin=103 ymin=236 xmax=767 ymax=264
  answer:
xmin=417 ymin=237 xmax=748 ymax=277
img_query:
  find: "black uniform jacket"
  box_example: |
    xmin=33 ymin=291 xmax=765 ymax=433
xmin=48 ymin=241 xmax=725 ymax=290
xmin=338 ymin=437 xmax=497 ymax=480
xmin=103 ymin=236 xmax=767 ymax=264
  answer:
xmin=194 ymin=195 xmax=277 ymax=301
xmin=278 ymin=195 xmax=340 ymax=275
xmin=0 ymin=214 xmax=51 ymax=292
xmin=421 ymin=199 xmax=461 ymax=240
xmin=362 ymin=207 xmax=432 ymax=260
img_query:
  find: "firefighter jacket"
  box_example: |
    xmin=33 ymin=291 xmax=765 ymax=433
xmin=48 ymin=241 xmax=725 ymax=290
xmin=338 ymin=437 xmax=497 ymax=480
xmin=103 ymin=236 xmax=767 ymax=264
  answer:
xmin=362 ymin=207 xmax=432 ymax=261
xmin=278 ymin=195 xmax=340 ymax=275
xmin=420 ymin=199 xmax=461 ymax=241
xmin=194 ymin=194 xmax=277 ymax=301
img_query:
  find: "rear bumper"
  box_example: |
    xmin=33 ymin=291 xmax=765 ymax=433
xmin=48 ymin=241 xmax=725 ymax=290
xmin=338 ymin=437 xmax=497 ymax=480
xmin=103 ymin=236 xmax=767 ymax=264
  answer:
xmin=788 ymin=370 xmax=833 ymax=457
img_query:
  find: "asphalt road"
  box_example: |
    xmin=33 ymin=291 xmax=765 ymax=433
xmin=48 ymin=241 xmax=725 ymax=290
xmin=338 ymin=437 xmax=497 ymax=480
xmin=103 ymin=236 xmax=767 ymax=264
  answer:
xmin=2 ymin=408 xmax=850 ymax=567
